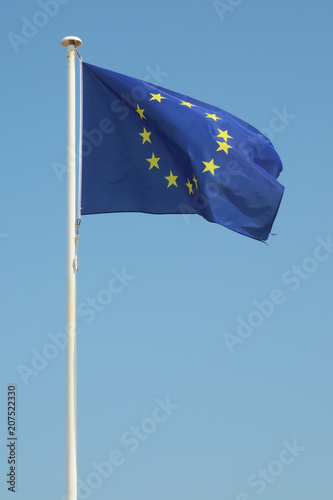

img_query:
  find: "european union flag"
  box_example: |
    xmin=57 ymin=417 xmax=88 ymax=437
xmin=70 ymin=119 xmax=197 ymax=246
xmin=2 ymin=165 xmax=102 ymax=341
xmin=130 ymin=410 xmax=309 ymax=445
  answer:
xmin=80 ymin=62 xmax=284 ymax=241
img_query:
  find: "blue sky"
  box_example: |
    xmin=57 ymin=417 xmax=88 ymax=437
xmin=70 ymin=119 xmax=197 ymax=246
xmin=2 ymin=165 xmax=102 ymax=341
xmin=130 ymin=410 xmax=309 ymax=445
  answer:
xmin=1 ymin=0 xmax=333 ymax=499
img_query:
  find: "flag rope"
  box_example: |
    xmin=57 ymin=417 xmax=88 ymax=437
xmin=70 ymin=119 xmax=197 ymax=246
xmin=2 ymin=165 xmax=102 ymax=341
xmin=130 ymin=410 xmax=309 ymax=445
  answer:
xmin=74 ymin=218 xmax=80 ymax=272
xmin=75 ymin=47 xmax=82 ymax=61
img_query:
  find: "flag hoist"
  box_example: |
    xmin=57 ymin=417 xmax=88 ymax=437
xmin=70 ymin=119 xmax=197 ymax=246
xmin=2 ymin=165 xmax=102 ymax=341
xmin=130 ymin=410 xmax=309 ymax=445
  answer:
xmin=60 ymin=35 xmax=82 ymax=500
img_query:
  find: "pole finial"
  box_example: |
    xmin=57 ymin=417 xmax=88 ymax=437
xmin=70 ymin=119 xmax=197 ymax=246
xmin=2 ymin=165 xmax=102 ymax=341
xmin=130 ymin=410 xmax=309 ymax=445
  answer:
xmin=61 ymin=36 xmax=82 ymax=48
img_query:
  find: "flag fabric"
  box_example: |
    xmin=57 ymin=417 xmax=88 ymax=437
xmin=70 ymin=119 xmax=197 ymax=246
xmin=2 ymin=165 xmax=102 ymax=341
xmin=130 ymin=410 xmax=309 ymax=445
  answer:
xmin=79 ymin=62 xmax=284 ymax=241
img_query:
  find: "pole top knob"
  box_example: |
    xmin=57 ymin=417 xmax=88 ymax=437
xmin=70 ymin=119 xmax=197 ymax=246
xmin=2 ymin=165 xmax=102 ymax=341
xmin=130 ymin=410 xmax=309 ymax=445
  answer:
xmin=61 ymin=36 xmax=82 ymax=48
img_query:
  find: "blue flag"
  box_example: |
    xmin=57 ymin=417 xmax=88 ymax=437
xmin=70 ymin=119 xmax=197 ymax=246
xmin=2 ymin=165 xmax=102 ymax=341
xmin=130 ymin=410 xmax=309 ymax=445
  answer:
xmin=80 ymin=62 xmax=284 ymax=241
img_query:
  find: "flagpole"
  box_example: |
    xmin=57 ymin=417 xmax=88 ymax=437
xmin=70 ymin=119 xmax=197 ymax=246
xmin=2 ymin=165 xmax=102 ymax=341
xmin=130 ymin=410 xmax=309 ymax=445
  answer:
xmin=61 ymin=35 xmax=82 ymax=500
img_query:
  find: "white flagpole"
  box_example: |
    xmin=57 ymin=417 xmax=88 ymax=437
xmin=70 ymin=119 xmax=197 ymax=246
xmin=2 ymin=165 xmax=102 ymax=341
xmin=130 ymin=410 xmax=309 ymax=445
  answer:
xmin=60 ymin=35 xmax=82 ymax=500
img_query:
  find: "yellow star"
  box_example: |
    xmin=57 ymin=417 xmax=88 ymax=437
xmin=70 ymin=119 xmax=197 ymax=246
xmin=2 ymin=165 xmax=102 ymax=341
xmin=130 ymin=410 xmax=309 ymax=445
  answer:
xmin=186 ymin=179 xmax=194 ymax=195
xmin=135 ymin=104 xmax=146 ymax=120
xmin=139 ymin=127 xmax=151 ymax=144
xmin=150 ymin=93 xmax=166 ymax=102
xmin=202 ymin=159 xmax=220 ymax=175
xmin=180 ymin=101 xmax=195 ymax=108
xmin=146 ymin=153 xmax=160 ymax=170
xmin=206 ymin=113 xmax=221 ymax=121
xmin=192 ymin=174 xmax=198 ymax=189
xmin=217 ymin=129 xmax=233 ymax=141
xmin=165 ymin=170 xmax=178 ymax=188
xmin=216 ymin=141 xmax=233 ymax=154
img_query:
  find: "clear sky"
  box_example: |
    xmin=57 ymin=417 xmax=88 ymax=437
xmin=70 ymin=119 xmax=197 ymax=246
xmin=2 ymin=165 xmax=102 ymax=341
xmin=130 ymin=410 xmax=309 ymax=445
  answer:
xmin=1 ymin=1 xmax=332 ymax=499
